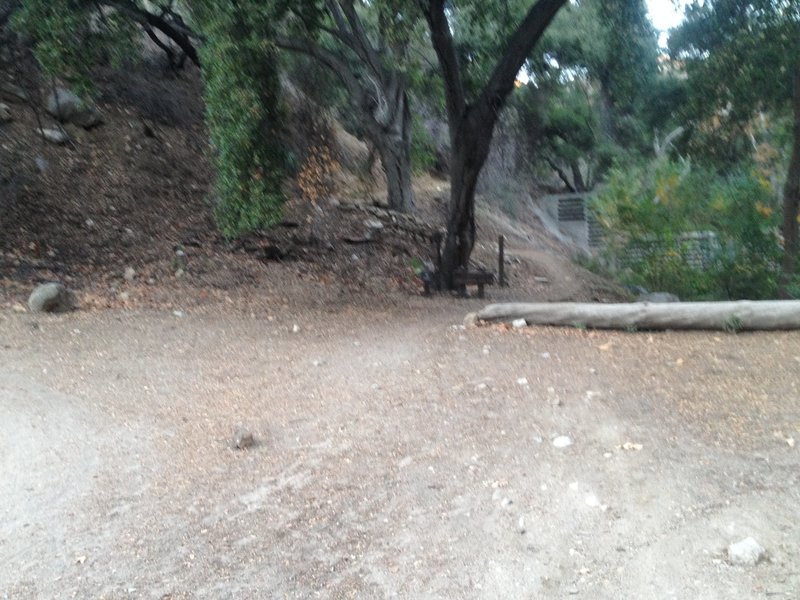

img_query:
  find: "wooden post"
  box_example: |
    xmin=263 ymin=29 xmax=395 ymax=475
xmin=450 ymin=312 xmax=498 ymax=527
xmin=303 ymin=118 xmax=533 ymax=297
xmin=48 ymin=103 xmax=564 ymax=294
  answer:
xmin=433 ymin=232 xmax=443 ymax=291
xmin=498 ymin=235 xmax=506 ymax=287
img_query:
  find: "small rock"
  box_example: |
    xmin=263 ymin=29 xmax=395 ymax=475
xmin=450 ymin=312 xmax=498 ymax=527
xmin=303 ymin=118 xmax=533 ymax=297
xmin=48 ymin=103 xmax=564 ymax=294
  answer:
xmin=552 ymin=435 xmax=573 ymax=448
xmin=517 ymin=377 xmax=529 ymax=386
xmin=585 ymin=494 xmax=600 ymax=507
xmin=172 ymin=310 xmax=185 ymax=318
xmin=45 ymin=87 xmax=102 ymax=128
xmin=639 ymin=291 xmax=680 ymax=303
xmin=512 ymin=318 xmax=527 ymax=329
xmin=174 ymin=268 xmax=185 ymax=278
xmin=123 ymin=267 xmax=136 ymax=281
xmin=233 ymin=427 xmax=255 ymax=449
xmin=463 ymin=312 xmax=479 ymax=327
xmin=292 ymin=324 xmax=300 ymax=333
xmin=0 ymin=102 xmax=11 ymax=123
xmin=727 ymin=537 xmax=765 ymax=566
xmin=85 ymin=218 xmax=95 ymax=228
xmin=37 ymin=127 xmax=70 ymax=145
xmin=364 ymin=218 xmax=384 ymax=231
xmin=35 ymin=156 xmax=48 ymax=173
xmin=118 ymin=291 xmax=129 ymax=301
xmin=534 ymin=276 xmax=550 ymax=284
xmin=568 ymin=585 xmax=579 ymax=595
xmin=28 ymin=282 xmax=72 ymax=313
xmin=540 ymin=352 xmax=551 ymax=359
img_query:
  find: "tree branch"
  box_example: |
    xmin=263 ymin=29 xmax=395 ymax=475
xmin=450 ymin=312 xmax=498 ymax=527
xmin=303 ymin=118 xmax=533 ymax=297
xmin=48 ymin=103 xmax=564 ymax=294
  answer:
xmin=339 ymin=0 xmax=383 ymax=79
xmin=479 ymin=0 xmax=568 ymax=114
xmin=103 ymin=0 xmax=201 ymax=67
xmin=420 ymin=0 xmax=466 ymax=130
xmin=274 ymin=35 xmax=367 ymax=110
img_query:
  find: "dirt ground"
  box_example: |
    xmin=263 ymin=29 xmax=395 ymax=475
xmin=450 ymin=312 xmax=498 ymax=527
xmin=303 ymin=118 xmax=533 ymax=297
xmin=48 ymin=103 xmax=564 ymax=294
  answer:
xmin=1 ymin=284 xmax=799 ymax=599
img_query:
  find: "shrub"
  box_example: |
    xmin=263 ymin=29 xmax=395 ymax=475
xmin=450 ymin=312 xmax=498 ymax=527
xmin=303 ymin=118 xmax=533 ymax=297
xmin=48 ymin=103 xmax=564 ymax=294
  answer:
xmin=592 ymin=159 xmax=782 ymax=300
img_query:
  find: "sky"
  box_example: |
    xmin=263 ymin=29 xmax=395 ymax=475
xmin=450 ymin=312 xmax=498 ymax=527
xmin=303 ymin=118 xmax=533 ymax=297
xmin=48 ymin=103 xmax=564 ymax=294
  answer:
xmin=647 ymin=0 xmax=688 ymax=36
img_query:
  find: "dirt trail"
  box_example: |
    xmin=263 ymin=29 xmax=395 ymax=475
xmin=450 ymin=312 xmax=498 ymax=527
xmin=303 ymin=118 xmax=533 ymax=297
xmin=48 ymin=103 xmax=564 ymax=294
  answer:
xmin=1 ymin=303 xmax=799 ymax=599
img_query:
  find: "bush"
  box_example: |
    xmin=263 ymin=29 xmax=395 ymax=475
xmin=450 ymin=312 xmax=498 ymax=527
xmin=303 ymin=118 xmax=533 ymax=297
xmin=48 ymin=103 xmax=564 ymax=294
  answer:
xmin=592 ymin=159 xmax=782 ymax=299
xmin=193 ymin=3 xmax=288 ymax=238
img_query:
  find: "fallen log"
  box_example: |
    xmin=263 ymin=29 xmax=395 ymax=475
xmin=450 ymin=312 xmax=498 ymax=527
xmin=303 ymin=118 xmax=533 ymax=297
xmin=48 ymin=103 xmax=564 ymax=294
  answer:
xmin=471 ymin=301 xmax=800 ymax=331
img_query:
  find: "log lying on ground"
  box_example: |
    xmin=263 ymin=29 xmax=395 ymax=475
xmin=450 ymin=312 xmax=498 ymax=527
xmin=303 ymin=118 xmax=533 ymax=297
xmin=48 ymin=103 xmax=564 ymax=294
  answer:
xmin=472 ymin=301 xmax=800 ymax=331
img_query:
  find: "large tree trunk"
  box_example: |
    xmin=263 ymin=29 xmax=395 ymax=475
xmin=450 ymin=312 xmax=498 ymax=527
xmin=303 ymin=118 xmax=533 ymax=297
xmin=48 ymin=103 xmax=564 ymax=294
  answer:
xmin=780 ymin=65 xmax=800 ymax=296
xmin=422 ymin=0 xmax=568 ymax=289
xmin=440 ymin=108 xmax=495 ymax=286
xmin=369 ymin=82 xmax=414 ymax=212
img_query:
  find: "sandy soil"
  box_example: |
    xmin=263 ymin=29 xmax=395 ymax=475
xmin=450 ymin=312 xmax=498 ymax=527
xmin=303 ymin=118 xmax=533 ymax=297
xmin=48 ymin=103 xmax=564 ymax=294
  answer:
xmin=1 ymin=290 xmax=799 ymax=599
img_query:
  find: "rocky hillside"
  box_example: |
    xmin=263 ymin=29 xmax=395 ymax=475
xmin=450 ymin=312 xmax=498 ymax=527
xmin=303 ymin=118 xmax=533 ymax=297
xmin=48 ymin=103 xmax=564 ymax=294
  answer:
xmin=0 ymin=59 xmax=624 ymax=312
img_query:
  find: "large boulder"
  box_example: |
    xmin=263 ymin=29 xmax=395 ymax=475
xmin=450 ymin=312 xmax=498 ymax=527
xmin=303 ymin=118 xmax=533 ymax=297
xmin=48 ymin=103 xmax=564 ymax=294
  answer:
xmin=28 ymin=282 xmax=72 ymax=313
xmin=45 ymin=87 xmax=102 ymax=129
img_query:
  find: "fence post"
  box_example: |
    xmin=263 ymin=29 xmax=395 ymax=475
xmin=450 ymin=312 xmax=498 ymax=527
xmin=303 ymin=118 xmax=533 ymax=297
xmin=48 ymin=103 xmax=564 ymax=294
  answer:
xmin=498 ymin=235 xmax=505 ymax=287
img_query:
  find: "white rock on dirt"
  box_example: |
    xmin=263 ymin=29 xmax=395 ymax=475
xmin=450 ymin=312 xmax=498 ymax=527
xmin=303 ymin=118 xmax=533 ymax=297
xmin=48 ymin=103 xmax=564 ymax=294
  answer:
xmin=124 ymin=267 xmax=136 ymax=281
xmin=36 ymin=127 xmax=69 ymax=145
xmin=553 ymin=435 xmax=573 ymax=448
xmin=28 ymin=282 xmax=72 ymax=313
xmin=512 ymin=318 xmax=527 ymax=329
xmin=727 ymin=537 xmax=766 ymax=566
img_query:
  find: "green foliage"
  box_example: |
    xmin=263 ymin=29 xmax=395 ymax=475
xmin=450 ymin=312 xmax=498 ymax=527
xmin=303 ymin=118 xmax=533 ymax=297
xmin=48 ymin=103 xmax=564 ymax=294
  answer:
xmin=191 ymin=2 xmax=289 ymax=237
xmin=12 ymin=0 xmax=137 ymax=95
xmin=593 ymin=160 xmax=783 ymax=299
xmin=410 ymin=113 xmax=436 ymax=174
xmin=671 ymin=0 xmax=800 ymax=169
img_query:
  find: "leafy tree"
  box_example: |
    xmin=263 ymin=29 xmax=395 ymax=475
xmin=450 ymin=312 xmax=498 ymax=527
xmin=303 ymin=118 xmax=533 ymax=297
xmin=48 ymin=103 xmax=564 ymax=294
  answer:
xmin=544 ymin=0 xmax=659 ymax=146
xmin=418 ymin=0 xmax=569 ymax=286
xmin=510 ymin=0 xmax=663 ymax=192
xmin=671 ymin=0 xmax=800 ymax=291
xmin=275 ymin=1 xmax=422 ymax=212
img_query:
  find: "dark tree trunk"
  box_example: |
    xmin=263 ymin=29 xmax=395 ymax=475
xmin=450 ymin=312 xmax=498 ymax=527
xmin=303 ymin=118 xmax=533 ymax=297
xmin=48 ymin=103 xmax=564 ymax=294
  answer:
xmin=440 ymin=108 xmax=495 ymax=286
xmin=274 ymin=1 xmax=415 ymax=213
xmin=780 ymin=65 xmax=800 ymax=296
xmin=423 ymin=0 xmax=568 ymax=287
xmin=366 ymin=78 xmax=415 ymax=212
xmin=597 ymin=70 xmax=617 ymax=144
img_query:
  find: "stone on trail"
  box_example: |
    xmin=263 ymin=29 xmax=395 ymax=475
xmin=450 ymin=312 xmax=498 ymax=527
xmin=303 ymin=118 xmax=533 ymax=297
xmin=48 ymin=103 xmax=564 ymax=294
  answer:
xmin=233 ymin=427 xmax=255 ymax=450
xmin=37 ymin=127 xmax=70 ymax=145
xmin=552 ymin=435 xmax=573 ymax=448
xmin=28 ymin=282 xmax=72 ymax=313
xmin=124 ymin=266 xmax=136 ymax=281
xmin=512 ymin=318 xmax=527 ymax=329
xmin=727 ymin=537 xmax=765 ymax=566
xmin=0 ymin=102 xmax=11 ymax=123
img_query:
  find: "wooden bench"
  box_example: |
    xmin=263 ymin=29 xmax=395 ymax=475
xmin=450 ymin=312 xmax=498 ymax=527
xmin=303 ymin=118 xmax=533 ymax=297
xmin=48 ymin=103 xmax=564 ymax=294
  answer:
xmin=452 ymin=269 xmax=495 ymax=298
